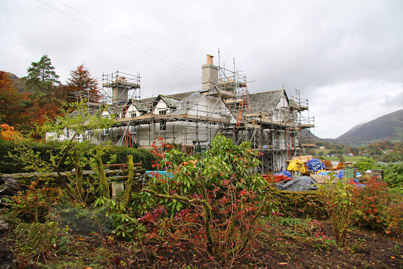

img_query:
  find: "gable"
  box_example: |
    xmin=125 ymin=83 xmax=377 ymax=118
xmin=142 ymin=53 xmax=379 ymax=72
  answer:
xmin=172 ymin=95 xmax=235 ymax=121
xmin=248 ymin=90 xmax=289 ymax=114
xmin=153 ymin=99 xmax=169 ymax=114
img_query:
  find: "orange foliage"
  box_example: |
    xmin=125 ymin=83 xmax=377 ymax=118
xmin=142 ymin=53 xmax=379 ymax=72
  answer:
xmin=0 ymin=123 xmax=21 ymax=141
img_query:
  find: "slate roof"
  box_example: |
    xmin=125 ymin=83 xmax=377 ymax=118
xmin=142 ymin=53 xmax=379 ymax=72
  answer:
xmin=128 ymin=99 xmax=149 ymax=112
xmin=164 ymin=91 xmax=196 ymax=100
xmin=247 ymin=90 xmax=288 ymax=114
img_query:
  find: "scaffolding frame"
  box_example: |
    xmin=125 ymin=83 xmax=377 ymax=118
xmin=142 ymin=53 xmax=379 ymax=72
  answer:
xmin=76 ymin=63 xmax=314 ymax=173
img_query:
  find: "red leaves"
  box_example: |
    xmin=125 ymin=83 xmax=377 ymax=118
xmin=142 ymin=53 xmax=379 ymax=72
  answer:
xmin=138 ymin=205 xmax=167 ymax=224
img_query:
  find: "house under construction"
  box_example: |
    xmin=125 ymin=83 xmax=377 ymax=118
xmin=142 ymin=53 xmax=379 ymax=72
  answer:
xmin=56 ymin=54 xmax=315 ymax=173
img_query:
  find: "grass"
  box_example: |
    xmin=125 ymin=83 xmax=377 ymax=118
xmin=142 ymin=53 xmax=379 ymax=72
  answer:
xmin=322 ymin=156 xmax=365 ymax=162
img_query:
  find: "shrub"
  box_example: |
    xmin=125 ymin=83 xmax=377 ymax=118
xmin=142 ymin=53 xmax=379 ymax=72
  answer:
xmin=384 ymin=162 xmax=403 ymax=188
xmin=352 ymin=178 xmax=403 ymax=234
xmin=354 ymin=158 xmax=379 ymax=171
xmin=0 ymin=139 xmax=154 ymax=174
xmin=143 ymin=135 xmax=268 ymax=265
xmin=94 ymin=197 xmax=147 ymax=240
xmin=3 ymin=181 xmax=65 ymax=224
xmin=12 ymin=221 xmax=69 ymax=266
xmin=316 ymin=177 xmax=357 ymax=246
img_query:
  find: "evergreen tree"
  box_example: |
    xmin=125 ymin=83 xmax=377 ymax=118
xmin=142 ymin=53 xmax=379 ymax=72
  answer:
xmin=66 ymin=65 xmax=101 ymax=102
xmin=25 ymin=55 xmax=60 ymax=95
xmin=24 ymin=55 xmax=62 ymax=126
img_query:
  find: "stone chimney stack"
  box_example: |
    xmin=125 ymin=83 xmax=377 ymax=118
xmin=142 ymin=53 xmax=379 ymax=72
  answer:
xmin=202 ymin=54 xmax=218 ymax=91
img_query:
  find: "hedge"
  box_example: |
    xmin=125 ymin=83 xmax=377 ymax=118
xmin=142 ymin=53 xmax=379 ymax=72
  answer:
xmin=0 ymin=139 xmax=154 ymax=174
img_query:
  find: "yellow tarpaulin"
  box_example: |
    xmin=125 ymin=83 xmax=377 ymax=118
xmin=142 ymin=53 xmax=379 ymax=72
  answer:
xmin=287 ymin=159 xmax=306 ymax=173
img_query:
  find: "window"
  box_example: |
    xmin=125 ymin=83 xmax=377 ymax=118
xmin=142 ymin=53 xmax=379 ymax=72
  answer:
xmin=129 ymin=125 xmax=137 ymax=134
xmin=103 ymin=128 xmax=109 ymax=136
xmin=160 ymin=121 xmax=166 ymax=131
xmin=159 ymin=109 xmax=167 ymax=115
xmin=130 ymin=112 xmax=136 ymax=118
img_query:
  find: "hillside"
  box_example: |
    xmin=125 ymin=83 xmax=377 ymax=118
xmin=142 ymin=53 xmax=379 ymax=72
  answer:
xmin=0 ymin=71 xmax=26 ymax=92
xmin=336 ymin=109 xmax=403 ymax=145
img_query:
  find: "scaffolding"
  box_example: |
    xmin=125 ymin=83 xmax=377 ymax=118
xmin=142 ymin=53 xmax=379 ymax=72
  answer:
xmin=75 ymin=56 xmax=314 ymax=173
xmin=102 ymin=70 xmax=141 ymax=104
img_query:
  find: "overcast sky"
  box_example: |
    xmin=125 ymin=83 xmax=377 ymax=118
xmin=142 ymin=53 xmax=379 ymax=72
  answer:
xmin=1 ymin=0 xmax=402 ymax=138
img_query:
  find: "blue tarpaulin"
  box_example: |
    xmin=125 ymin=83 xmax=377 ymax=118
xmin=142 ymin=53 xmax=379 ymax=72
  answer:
xmin=146 ymin=171 xmax=174 ymax=178
xmin=275 ymin=171 xmax=293 ymax=178
xmin=306 ymin=159 xmax=326 ymax=172
xmin=318 ymin=170 xmax=344 ymax=179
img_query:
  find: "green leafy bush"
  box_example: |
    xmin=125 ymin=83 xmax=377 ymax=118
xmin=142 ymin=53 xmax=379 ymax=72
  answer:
xmin=143 ymin=135 xmax=268 ymax=264
xmin=384 ymin=162 xmax=403 ymax=188
xmin=94 ymin=197 xmax=146 ymax=240
xmin=354 ymin=158 xmax=379 ymax=171
xmin=316 ymin=177 xmax=357 ymax=246
xmin=12 ymin=221 xmax=69 ymax=266
xmin=0 ymin=139 xmax=153 ymax=174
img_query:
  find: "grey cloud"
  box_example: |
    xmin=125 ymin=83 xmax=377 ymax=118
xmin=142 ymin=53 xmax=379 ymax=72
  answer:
xmin=1 ymin=0 xmax=402 ymax=138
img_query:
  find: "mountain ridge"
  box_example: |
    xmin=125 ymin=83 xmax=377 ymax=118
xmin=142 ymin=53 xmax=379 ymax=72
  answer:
xmin=334 ymin=109 xmax=403 ymax=145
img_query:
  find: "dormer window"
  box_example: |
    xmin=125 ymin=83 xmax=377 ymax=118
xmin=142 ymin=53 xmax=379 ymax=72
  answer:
xmin=159 ymin=110 xmax=167 ymax=115
xmin=130 ymin=112 xmax=136 ymax=118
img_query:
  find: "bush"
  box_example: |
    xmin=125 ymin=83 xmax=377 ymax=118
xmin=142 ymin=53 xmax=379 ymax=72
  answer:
xmin=0 ymin=139 xmax=154 ymax=174
xmin=108 ymin=145 xmax=154 ymax=170
xmin=12 ymin=221 xmax=69 ymax=266
xmin=352 ymin=178 xmax=403 ymax=234
xmin=316 ymin=177 xmax=357 ymax=246
xmin=354 ymin=158 xmax=379 ymax=171
xmin=384 ymin=162 xmax=403 ymax=188
xmin=142 ymin=135 xmax=268 ymax=265
xmin=0 ymin=139 xmax=20 ymax=173
xmin=2 ymin=180 xmax=65 ymax=224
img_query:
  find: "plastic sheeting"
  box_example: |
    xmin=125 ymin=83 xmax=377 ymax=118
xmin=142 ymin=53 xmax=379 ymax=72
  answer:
xmin=306 ymin=159 xmax=326 ymax=172
xmin=318 ymin=170 xmax=344 ymax=179
xmin=287 ymin=159 xmax=306 ymax=173
xmin=275 ymin=176 xmax=318 ymax=192
xmin=275 ymin=171 xmax=293 ymax=178
xmin=146 ymin=171 xmax=173 ymax=179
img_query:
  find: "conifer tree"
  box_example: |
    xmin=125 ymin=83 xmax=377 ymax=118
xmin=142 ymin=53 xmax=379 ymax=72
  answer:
xmin=66 ymin=65 xmax=101 ymax=102
xmin=24 ymin=55 xmax=62 ymax=126
xmin=25 ymin=55 xmax=60 ymax=95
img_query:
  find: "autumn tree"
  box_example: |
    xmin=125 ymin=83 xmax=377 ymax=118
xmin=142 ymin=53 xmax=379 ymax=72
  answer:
xmin=65 ymin=65 xmax=101 ymax=102
xmin=0 ymin=124 xmax=20 ymax=141
xmin=0 ymin=72 xmax=28 ymax=129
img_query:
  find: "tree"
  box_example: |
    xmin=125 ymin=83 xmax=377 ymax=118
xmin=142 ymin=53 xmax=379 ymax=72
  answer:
xmin=66 ymin=65 xmax=101 ymax=102
xmin=25 ymin=55 xmax=60 ymax=94
xmin=0 ymin=72 xmax=21 ymax=124
xmin=24 ymin=55 xmax=61 ymax=126
xmin=0 ymin=72 xmax=30 ymax=129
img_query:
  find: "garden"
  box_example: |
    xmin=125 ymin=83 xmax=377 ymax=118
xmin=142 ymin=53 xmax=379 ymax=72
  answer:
xmin=0 ymin=103 xmax=402 ymax=268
